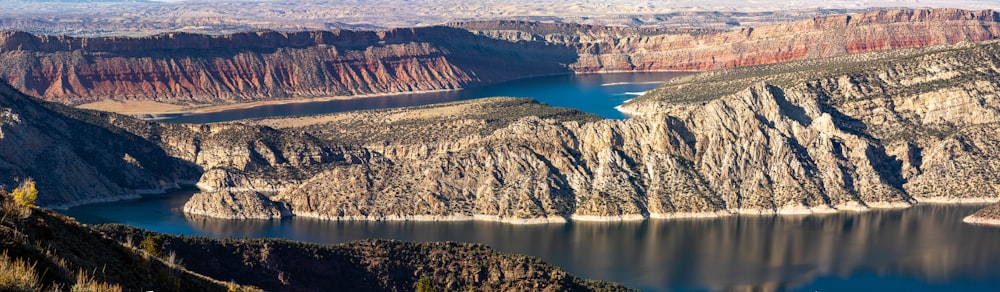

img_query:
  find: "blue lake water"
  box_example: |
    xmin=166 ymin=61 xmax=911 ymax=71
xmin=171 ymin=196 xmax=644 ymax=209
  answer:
xmin=63 ymin=190 xmax=1000 ymax=291
xmin=160 ymin=72 xmax=685 ymax=123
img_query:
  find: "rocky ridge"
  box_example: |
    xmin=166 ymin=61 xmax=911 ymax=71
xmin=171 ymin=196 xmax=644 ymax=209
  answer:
xmin=0 ymin=80 xmax=200 ymax=208
xmin=0 ymin=8 xmax=998 ymax=108
xmin=185 ymin=40 xmax=1000 ymax=222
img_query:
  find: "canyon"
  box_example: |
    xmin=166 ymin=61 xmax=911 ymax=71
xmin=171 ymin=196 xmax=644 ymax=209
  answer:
xmin=0 ymin=8 xmax=997 ymax=113
xmin=4 ymin=36 xmax=1000 ymax=222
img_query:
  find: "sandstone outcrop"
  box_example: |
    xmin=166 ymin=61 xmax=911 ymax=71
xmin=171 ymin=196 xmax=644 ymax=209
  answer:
xmin=0 ymin=28 xmax=574 ymax=105
xmin=0 ymin=9 xmax=997 ymax=108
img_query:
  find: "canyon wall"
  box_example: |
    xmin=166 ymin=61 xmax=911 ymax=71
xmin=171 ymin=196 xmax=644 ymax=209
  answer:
xmin=458 ymin=8 xmax=1000 ymax=72
xmin=173 ymin=40 xmax=1000 ymax=222
xmin=3 ymin=34 xmax=1000 ymax=221
xmin=0 ymin=8 xmax=997 ymax=106
xmin=0 ymin=28 xmax=575 ymax=105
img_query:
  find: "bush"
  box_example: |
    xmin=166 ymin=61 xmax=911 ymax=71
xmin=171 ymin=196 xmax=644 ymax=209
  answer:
xmin=415 ymin=277 xmax=438 ymax=292
xmin=0 ymin=252 xmax=39 ymax=292
xmin=139 ymin=235 xmax=164 ymax=258
xmin=71 ymin=270 xmax=123 ymax=292
xmin=11 ymin=178 xmax=37 ymax=209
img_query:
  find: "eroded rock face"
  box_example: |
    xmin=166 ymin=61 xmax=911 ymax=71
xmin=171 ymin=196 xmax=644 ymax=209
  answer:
xmin=0 ymin=81 xmax=200 ymax=208
xmin=224 ymin=40 xmax=1000 ymax=222
xmin=0 ymin=28 xmax=574 ymax=105
xmin=183 ymin=190 xmax=290 ymax=219
xmin=1 ymin=9 xmax=998 ymax=106
xmin=461 ymin=8 xmax=1000 ymax=72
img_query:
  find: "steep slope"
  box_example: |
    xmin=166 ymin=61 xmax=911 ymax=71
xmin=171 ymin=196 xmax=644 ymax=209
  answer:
xmin=461 ymin=8 xmax=1000 ymax=72
xmin=0 ymin=80 xmax=200 ymax=208
xmin=0 ymin=199 xmax=242 ymax=291
xmin=97 ymin=225 xmax=632 ymax=292
xmin=0 ymin=28 xmax=575 ymax=105
xmin=0 ymin=8 xmax=997 ymax=108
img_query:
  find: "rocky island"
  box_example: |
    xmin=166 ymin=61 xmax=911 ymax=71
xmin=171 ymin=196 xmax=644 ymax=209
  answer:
xmin=964 ymin=204 xmax=1000 ymax=226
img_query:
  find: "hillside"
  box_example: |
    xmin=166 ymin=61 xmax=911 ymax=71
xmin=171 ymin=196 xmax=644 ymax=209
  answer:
xmin=0 ymin=8 xmax=997 ymax=110
xmin=97 ymin=224 xmax=631 ymax=292
xmin=0 ymin=192 xmax=245 ymax=291
xmin=0 ymin=189 xmax=630 ymax=291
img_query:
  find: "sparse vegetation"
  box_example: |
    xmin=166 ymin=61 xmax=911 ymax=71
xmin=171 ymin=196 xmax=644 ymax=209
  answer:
xmin=416 ymin=277 xmax=438 ymax=292
xmin=71 ymin=270 xmax=123 ymax=292
xmin=97 ymin=224 xmax=634 ymax=292
xmin=0 ymin=252 xmax=39 ymax=292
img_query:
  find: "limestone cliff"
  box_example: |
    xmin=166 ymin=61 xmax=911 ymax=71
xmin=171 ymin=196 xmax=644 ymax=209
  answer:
xmin=183 ymin=190 xmax=290 ymax=219
xmin=188 ymin=40 xmax=1000 ymax=222
xmin=1 ymin=8 xmax=998 ymax=107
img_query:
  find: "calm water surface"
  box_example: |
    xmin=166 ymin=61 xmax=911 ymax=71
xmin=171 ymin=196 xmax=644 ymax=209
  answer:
xmin=63 ymin=191 xmax=1000 ymax=291
xmin=160 ymin=72 xmax=685 ymax=123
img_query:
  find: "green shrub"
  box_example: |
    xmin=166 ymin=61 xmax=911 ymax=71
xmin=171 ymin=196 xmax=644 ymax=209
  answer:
xmin=415 ymin=277 xmax=438 ymax=292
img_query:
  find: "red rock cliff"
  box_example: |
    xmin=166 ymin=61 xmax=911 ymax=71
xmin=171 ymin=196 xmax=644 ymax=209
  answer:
xmin=0 ymin=28 xmax=575 ymax=104
xmin=569 ymin=8 xmax=1000 ymax=71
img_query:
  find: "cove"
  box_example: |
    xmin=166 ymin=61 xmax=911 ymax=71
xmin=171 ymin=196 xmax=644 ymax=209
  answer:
xmin=157 ymin=72 xmax=687 ymax=123
xmin=63 ymin=191 xmax=1000 ymax=291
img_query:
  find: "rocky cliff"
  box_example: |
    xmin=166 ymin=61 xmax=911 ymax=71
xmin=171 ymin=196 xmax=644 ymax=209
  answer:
xmin=1 ymin=8 xmax=998 ymax=107
xmin=0 ymin=28 xmax=575 ymax=105
xmin=0 ymin=80 xmax=201 ymax=208
xmin=182 ymin=40 xmax=1000 ymax=222
xmin=458 ymin=8 xmax=1000 ymax=72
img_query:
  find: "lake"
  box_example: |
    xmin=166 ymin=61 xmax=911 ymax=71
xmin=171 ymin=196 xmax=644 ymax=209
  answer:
xmin=159 ymin=72 xmax=685 ymax=123
xmin=63 ymin=190 xmax=1000 ymax=291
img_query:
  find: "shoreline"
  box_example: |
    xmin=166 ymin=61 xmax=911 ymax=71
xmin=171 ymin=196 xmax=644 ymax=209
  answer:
xmin=75 ymin=70 xmax=694 ymax=120
xmin=78 ymin=88 xmax=465 ymax=118
xmin=168 ymin=197 xmax=996 ymax=225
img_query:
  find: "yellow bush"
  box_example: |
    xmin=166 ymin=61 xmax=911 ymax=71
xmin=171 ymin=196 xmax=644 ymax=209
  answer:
xmin=11 ymin=179 xmax=37 ymax=209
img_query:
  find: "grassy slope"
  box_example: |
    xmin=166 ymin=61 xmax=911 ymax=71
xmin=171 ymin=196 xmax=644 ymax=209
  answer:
xmin=97 ymin=224 xmax=633 ymax=292
xmin=0 ymin=198 xmax=246 ymax=291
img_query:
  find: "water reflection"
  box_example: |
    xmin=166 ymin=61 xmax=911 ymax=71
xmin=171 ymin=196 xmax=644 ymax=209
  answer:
xmin=64 ymin=194 xmax=1000 ymax=291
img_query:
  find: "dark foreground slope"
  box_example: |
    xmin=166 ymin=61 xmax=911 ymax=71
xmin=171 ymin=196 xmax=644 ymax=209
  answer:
xmin=0 ymin=197 xmax=243 ymax=291
xmin=0 ymin=191 xmax=631 ymax=291
xmin=96 ymin=224 xmax=630 ymax=292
